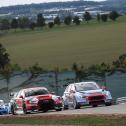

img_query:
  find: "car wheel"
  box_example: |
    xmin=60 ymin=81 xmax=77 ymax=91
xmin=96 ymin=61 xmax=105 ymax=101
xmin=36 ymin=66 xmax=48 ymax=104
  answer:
xmin=56 ymin=108 xmax=62 ymax=111
xmin=105 ymin=102 xmax=112 ymax=106
xmin=62 ymin=99 xmax=68 ymax=110
xmin=11 ymin=104 xmax=16 ymax=115
xmin=43 ymin=109 xmax=48 ymax=113
xmin=73 ymin=98 xmax=80 ymax=109
xmin=23 ymin=104 xmax=29 ymax=114
xmin=92 ymin=104 xmax=98 ymax=107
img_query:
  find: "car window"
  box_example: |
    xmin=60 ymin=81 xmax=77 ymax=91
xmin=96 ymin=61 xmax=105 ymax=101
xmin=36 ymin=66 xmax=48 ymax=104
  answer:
xmin=68 ymin=85 xmax=72 ymax=93
xmin=75 ymin=82 xmax=100 ymax=92
xmin=14 ymin=92 xmax=18 ymax=98
xmin=25 ymin=89 xmax=49 ymax=97
xmin=65 ymin=86 xmax=69 ymax=92
xmin=71 ymin=84 xmax=75 ymax=91
xmin=17 ymin=91 xmax=22 ymax=98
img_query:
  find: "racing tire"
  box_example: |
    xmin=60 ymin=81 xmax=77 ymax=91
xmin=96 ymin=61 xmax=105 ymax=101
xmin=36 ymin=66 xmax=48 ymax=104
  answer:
xmin=73 ymin=98 xmax=80 ymax=109
xmin=105 ymin=102 xmax=112 ymax=106
xmin=63 ymin=105 xmax=69 ymax=110
xmin=56 ymin=108 xmax=62 ymax=111
xmin=92 ymin=104 xmax=98 ymax=107
xmin=62 ymin=99 xmax=68 ymax=110
xmin=11 ymin=104 xmax=16 ymax=115
xmin=43 ymin=109 xmax=48 ymax=113
xmin=23 ymin=104 xmax=29 ymax=114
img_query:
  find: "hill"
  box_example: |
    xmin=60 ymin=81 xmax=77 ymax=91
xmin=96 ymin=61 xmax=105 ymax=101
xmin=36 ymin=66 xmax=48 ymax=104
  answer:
xmin=0 ymin=16 xmax=126 ymax=69
xmin=102 ymin=0 xmax=126 ymax=13
xmin=0 ymin=1 xmax=99 ymax=17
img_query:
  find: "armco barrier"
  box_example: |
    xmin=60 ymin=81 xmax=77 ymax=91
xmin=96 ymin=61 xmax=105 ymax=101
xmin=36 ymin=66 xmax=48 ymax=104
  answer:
xmin=116 ymin=97 xmax=126 ymax=104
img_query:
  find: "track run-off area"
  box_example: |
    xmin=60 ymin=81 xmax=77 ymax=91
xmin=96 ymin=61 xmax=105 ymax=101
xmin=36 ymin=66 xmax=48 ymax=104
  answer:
xmin=0 ymin=103 xmax=125 ymax=117
xmin=2 ymin=103 xmax=126 ymax=117
xmin=34 ymin=103 xmax=126 ymax=115
xmin=0 ymin=103 xmax=126 ymax=126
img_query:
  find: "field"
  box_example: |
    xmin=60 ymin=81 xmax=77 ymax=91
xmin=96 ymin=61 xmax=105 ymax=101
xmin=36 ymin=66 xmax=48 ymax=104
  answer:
xmin=0 ymin=16 xmax=126 ymax=69
xmin=0 ymin=115 xmax=126 ymax=126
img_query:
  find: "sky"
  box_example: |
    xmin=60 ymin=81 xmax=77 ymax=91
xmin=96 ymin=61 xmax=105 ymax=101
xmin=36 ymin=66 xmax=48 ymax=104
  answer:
xmin=0 ymin=0 xmax=106 ymax=7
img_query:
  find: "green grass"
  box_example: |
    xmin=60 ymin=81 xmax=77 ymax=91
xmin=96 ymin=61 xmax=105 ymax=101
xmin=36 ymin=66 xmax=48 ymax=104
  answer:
xmin=0 ymin=16 xmax=126 ymax=69
xmin=0 ymin=115 xmax=126 ymax=126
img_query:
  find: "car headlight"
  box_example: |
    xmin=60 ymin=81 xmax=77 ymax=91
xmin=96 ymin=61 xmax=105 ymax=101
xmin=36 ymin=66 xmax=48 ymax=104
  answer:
xmin=104 ymin=91 xmax=112 ymax=100
xmin=52 ymin=96 xmax=62 ymax=105
xmin=29 ymin=98 xmax=39 ymax=104
xmin=52 ymin=96 xmax=62 ymax=101
xmin=77 ymin=94 xmax=86 ymax=99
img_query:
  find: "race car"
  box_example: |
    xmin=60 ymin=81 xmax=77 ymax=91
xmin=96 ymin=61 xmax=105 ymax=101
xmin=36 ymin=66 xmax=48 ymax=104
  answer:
xmin=62 ymin=81 xmax=112 ymax=109
xmin=0 ymin=100 xmax=9 ymax=115
xmin=10 ymin=87 xmax=63 ymax=115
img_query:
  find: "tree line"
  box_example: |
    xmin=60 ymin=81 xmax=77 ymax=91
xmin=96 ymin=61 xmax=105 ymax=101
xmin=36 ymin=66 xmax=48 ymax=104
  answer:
xmin=0 ymin=11 xmax=120 ymax=31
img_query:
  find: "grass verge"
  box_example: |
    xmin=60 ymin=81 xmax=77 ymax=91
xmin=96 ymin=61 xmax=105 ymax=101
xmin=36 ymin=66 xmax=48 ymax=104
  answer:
xmin=0 ymin=16 xmax=126 ymax=69
xmin=0 ymin=115 xmax=126 ymax=126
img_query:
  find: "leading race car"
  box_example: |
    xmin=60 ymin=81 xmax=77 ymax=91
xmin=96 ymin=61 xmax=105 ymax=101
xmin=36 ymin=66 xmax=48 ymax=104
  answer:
xmin=10 ymin=87 xmax=63 ymax=115
xmin=62 ymin=81 xmax=112 ymax=109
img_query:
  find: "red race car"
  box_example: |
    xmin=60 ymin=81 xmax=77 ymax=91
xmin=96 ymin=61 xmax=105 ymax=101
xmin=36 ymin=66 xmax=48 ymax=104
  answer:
xmin=10 ymin=87 xmax=62 ymax=114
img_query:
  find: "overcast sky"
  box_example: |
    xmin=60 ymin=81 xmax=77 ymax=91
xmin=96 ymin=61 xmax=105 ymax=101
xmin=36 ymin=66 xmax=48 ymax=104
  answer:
xmin=0 ymin=0 xmax=106 ymax=7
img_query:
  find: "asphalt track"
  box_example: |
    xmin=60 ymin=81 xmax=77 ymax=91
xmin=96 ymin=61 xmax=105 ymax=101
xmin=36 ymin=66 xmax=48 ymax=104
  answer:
xmin=38 ymin=103 xmax=126 ymax=115
xmin=1 ymin=103 xmax=126 ymax=117
xmin=15 ymin=103 xmax=125 ymax=116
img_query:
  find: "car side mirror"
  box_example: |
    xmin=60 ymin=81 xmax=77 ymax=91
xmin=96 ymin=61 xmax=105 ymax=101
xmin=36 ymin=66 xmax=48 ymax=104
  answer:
xmin=101 ymin=86 xmax=107 ymax=91
xmin=51 ymin=92 xmax=56 ymax=95
xmin=10 ymin=92 xmax=14 ymax=97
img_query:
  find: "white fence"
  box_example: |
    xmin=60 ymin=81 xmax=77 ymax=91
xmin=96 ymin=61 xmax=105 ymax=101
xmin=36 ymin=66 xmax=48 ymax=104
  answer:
xmin=116 ymin=97 xmax=126 ymax=104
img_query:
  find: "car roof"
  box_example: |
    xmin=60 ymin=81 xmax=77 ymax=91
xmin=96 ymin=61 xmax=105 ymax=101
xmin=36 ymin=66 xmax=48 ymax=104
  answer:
xmin=72 ymin=81 xmax=97 ymax=86
xmin=21 ymin=87 xmax=48 ymax=92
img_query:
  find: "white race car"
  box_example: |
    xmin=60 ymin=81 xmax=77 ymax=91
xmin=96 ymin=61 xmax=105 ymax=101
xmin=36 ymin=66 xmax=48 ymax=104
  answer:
xmin=62 ymin=81 xmax=112 ymax=109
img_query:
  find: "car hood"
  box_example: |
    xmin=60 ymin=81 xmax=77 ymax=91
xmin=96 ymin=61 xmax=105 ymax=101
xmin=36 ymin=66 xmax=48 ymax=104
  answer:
xmin=78 ymin=89 xmax=104 ymax=96
xmin=0 ymin=105 xmax=6 ymax=109
xmin=26 ymin=94 xmax=52 ymax=100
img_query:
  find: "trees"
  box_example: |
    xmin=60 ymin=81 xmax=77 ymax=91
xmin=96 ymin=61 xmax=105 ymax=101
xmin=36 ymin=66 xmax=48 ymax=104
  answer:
xmin=37 ymin=13 xmax=45 ymax=28
xmin=83 ymin=11 xmax=92 ymax=23
xmin=48 ymin=22 xmax=54 ymax=28
xmin=73 ymin=16 xmax=81 ymax=25
xmin=18 ymin=17 xmax=30 ymax=29
xmin=54 ymin=16 xmax=61 ymax=25
xmin=0 ymin=43 xmax=10 ymax=69
xmin=11 ymin=18 xmax=18 ymax=31
xmin=0 ymin=64 xmax=14 ymax=100
xmin=109 ymin=11 xmax=119 ymax=21
xmin=72 ymin=63 xmax=85 ymax=82
xmin=29 ymin=22 xmax=36 ymax=30
xmin=101 ymin=14 xmax=108 ymax=22
xmin=0 ymin=43 xmax=11 ymax=100
xmin=64 ymin=15 xmax=72 ymax=25
xmin=97 ymin=13 xmax=101 ymax=23
xmin=0 ymin=19 xmax=10 ymax=30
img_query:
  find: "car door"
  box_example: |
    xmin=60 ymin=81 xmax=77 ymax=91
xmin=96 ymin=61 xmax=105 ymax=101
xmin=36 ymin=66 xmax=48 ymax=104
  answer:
xmin=64 ymin=85 xmax=72 ymax=104
xmin=69 ymin=84 xmax=76 ymax=103
xmin=15 ymin=90 xmax=24 ymax=110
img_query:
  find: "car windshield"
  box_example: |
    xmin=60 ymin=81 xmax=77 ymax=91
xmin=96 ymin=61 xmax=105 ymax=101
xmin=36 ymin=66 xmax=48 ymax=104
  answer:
xmin=25 ymin=89 xmax=49 ymax=97
xmin=75 ymin=83 xmax=100 ymax=92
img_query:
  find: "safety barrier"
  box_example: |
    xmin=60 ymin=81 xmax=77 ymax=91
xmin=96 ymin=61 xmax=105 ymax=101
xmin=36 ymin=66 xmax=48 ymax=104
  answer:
xmin=116 ymin=97 xmax=126 ymax=104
